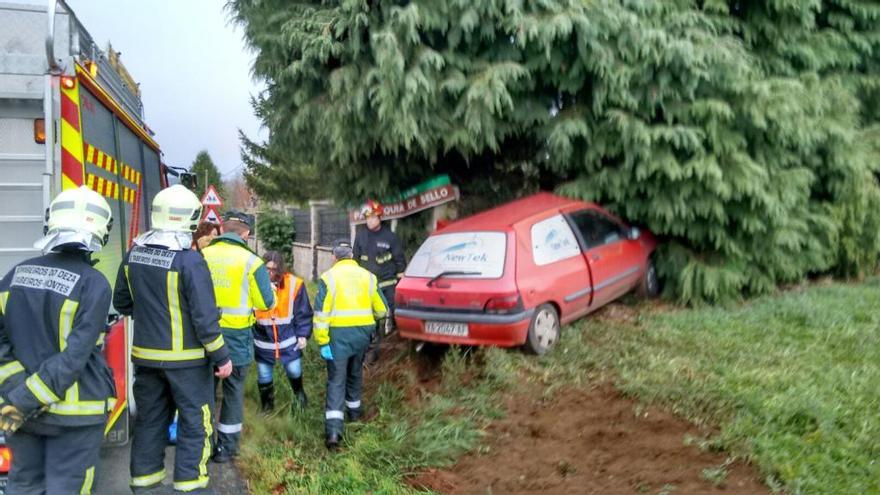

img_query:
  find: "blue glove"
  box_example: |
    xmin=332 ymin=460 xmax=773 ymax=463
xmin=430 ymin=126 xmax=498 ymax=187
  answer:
xmin=320 ymin=345 xmax=334 ymax=361
xmin=168 ymin=413 xmax=178 ymax=444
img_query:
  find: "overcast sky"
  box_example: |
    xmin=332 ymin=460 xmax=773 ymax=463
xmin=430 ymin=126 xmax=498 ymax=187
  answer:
xmin=65 ymin=0 xmax=265 ymax=177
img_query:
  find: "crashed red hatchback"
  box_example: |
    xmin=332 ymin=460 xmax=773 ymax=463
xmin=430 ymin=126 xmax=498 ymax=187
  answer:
xmin=394 ymin=192 xmax=658 ymax=354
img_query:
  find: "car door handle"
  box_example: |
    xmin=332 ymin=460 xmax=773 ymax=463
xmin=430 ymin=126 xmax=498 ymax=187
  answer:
xmin=590 ymin=254 xmax=601 ymax=261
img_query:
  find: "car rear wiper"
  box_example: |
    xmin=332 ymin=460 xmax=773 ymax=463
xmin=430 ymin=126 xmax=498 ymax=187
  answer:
xmin=427 ymin=271 xmax=482 ymax=287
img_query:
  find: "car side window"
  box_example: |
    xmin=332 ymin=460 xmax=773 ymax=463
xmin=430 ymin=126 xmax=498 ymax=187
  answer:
xmin=570 ymin=209 xmax=625 ymax=249
xmin=531 ymin=214 xmax=581 ymax=266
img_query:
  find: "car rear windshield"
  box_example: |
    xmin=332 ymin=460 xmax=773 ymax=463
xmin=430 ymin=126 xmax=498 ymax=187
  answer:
xmin=406 ymin=232 xmax=507 ymax=279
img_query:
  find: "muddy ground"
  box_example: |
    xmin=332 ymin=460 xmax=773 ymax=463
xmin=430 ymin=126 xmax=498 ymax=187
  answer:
xmin=409 ymin=382 xmax=769 ymax=495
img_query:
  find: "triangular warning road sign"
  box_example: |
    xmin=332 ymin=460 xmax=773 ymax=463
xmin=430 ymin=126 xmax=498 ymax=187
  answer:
xmin=203 ymin=206 xmax=222 ymax=224
xmin=201 ymin=185 xmax=223 ymax=207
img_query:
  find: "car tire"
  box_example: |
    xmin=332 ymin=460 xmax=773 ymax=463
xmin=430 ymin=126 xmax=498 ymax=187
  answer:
xmin=637 ymin=258 xmax=660 ymax=298
xmin=524 ymin=304 xmax=560 ymax=355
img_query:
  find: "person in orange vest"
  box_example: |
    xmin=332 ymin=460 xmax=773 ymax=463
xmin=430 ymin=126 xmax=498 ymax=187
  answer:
xmin=253 ymin=251 xmax=313 ymax=413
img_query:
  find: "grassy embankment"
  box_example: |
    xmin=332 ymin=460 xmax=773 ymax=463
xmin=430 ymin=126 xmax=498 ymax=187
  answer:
xmin=238 ymin=279 xmax=880 ymax=494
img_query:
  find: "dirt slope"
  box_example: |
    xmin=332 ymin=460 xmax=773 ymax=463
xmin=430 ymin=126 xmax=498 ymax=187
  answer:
xmin=410 ymin=383 xmax=769 ymax=495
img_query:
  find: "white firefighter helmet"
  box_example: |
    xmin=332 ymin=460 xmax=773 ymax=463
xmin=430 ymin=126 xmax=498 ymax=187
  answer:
xmin=151 ymin=185 xmax=203 ymax=232
xmin=33 ymin=186 xmax=113 ymax=253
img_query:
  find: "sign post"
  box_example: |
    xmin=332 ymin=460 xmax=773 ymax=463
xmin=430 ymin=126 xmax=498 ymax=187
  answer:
xmin=201 ymin=184 xmax=223 ymax=225
xmin=203 ymin=207 xmax=222 ymax=225
xmin=349 ymin=175 xmax=459 ymax=224
xmin=201 ymin=185 xmax=223 ymax=208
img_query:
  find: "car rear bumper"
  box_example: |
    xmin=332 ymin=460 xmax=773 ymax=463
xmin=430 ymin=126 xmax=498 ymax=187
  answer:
xmin=395 ymin=308 xmax=533 ymax=347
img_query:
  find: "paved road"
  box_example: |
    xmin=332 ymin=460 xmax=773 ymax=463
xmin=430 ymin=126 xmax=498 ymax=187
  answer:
xmin=94 ymin=444 xmax=247 ymax=494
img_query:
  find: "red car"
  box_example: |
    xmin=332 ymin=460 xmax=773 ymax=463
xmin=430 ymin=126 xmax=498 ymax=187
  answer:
xmin=395 ymin=192 xmax=658 ymax=354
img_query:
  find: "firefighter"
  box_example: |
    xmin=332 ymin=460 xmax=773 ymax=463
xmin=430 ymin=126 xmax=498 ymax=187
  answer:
xmin=0 ymin=186 xmax=117 ymax=494
xmin=353 ymin=200 xmax=406 ymax=365
xmin=113 ymin=184 xmax=232 ymax=494
xmin=253 ymin=251 xmax=313 ymax=414
xmin=314 ymin=240 xmax=387 ymax=450
xmin=201 ymin=211 xmax=275 ymax=463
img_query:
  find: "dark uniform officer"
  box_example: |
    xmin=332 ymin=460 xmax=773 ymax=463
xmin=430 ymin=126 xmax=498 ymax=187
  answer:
xmin=352 ymin=200 xmax=405 ymax=364
xmin=114 ymin=185 xmax=232 ymax=494
xmin=314 ymin=240 xmax=388 ymax=449
xmin=0 ymin=186 xmax=117 ymax=495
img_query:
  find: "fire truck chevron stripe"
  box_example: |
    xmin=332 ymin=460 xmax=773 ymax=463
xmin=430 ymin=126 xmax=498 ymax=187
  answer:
xmin=60 ymin=92 xmax=79 ymax=130
xmin=60 ymin=119 xmax=84 ymax=164
xmin=61 ymin=147 xmax=84 ymax=186
xmin=86 ymin=174 xmax=126 ymax=201
xmin=60 ymin=76 xmax=85 ymax=190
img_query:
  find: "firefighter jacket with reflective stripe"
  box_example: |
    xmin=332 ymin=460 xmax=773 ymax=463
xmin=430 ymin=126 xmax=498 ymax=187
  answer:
xmin=353 ymin=224 xmax=407 ymax=288
xmin=0 ymin=251 xmax=116 ymax=427
xmin=313 ymin=259 xmax=388 ymax=353
xmin=253 ymin=273 xmax=313 ymax=364
xmin=201 ymin=234 xmax=275 ymax=330
xmin=114 ymin=245 xmax=231 ymax=369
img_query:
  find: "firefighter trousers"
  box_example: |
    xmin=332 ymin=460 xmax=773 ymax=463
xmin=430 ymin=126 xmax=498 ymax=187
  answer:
xmin=214 ymin=365 xmax=248 ymax=455
xmin=325 ymin=350 xmax=366 ymax=436
xmin=130 ymin=365 xmax=214 ymax=493
xmin=366 ymin=285 xmax=395 ymax=364
xmin=6 ymin=422 xmax=103 ymax=495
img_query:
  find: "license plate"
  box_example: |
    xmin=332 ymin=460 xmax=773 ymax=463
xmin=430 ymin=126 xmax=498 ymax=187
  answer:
xmin=425 ymin=321 xmax=468 ymax=337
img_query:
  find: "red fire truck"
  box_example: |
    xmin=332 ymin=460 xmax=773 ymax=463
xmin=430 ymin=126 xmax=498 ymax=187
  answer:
xmin=0 ymin=1 xmax=174 ymax=479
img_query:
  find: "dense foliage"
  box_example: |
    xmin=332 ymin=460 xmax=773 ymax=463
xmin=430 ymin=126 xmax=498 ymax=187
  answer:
xmin=240 ymin=131 xmax=324 ymax=204
xmin=257 ymin=209 xmax=296 ymax=261
xmin=230 ymin=0 xmax=880 ymax=303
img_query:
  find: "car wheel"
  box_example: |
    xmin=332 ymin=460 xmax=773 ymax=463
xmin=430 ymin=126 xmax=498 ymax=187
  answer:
xmin=638 ymin=258 xmax=660 ymax=298
xmin=524 ymin=304 xmax=560 ymax=355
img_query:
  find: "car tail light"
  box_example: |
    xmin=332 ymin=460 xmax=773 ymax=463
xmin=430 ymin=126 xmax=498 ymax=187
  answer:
xmin=394 ymin=291 xmax=407 ymax=308
xmin=484 ymin=294 xmax=523 ymax=314
xmin=0 ymin=445 xmax=12 ymax=473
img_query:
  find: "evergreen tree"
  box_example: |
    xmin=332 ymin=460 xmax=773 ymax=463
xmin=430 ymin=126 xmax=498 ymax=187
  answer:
xmin=240 ymin=132 xmax=324 ymax=204
xmin=189 ymin=150 xmax=226 ymax=200
xmin=229 ymin=0 xmax=880 ymax=304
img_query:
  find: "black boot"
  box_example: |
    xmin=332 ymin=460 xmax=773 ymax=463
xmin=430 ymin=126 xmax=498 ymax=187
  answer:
xmin=325 ymin=431 xmax=341 ymax=451
xmin=289 ymin=376 xmax=308 ymax=412
xmin=258 ymin=382 xmax=275 ymax=413
xmin=211 ymin=445 xmax=235 ymax=464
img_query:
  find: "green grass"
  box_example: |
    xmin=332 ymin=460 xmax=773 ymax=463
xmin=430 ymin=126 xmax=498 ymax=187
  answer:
xmin=240 ymin=279 xmax=880 ymax=494
xmin=542 ymin=281 xmax=880 ymax=495
xmin=237 ymin=344 xmax=517 ymax=494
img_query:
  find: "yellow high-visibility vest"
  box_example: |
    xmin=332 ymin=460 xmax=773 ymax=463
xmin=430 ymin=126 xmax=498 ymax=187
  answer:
xmin=314 ymin=259 xmax=387 ymax=345
xmin=202 ymin=240 xmax=267 ymax=329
